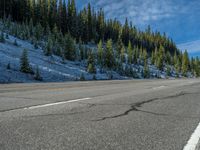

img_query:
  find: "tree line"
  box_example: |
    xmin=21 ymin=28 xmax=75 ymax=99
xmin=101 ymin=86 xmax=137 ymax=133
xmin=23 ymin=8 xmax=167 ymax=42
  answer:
xmin=0 ymin=0 xmax=178 ymax=52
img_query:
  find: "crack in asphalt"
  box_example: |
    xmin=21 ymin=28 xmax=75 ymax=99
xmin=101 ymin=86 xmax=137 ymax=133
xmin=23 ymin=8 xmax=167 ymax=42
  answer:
xmin=92 ymin=91 xmax=198 ymax=121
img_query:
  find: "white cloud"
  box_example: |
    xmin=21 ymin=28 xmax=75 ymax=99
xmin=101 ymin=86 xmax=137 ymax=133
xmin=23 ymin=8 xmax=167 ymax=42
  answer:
xmin=178 ymin=40 xmax=200 ymax=53
xmin=89 ymin=0 xmax=200 ymax=25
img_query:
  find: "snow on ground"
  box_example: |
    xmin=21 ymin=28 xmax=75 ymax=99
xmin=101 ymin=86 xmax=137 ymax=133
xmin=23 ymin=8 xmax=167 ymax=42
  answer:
xmin=0 ymin=32 xmax=180 ymax=83
xmin=0 ymin=34 xmax=125 ymax=83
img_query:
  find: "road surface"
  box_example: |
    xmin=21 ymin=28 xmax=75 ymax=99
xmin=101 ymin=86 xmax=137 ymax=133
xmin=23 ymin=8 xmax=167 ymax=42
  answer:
xmin=0 ymin=79 xmax=200 ymax=150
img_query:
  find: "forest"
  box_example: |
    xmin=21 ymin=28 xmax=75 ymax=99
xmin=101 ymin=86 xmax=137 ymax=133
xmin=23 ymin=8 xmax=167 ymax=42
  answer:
xmin=0 ymin=0 xmax=200 ymax=78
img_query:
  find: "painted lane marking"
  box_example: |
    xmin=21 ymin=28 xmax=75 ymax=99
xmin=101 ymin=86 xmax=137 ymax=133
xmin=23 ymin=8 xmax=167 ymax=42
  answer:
xmin=183 ymin=122 xmax=200 ymax=150
xmin=24 ymin=98 xmax=92 ymax=110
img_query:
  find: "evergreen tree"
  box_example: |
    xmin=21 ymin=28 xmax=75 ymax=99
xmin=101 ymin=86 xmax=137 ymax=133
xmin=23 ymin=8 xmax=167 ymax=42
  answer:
xmin=133 ymin=46 xmax=138 ymax=64
xmin=143 ymin=63 xmax=150 ymax=78
xmin=45 ymin=37 xmax=53 ymax=56
xmin=120 ymin=45 xmax=125 ymax=63
xmin=182 ymin=50 xmax=189 ymax=76
xmin=34 ymin=66 xmax=43 ymax=81
xmin=151 ymin=50 xmax=155 ymax=65
xmin=128 ymin=41 xmax=133 ymax=64
xmin=20 ymin=49 xmax=33 ymax=74
xmin=7 ymin=62 xmax=11 ymax=70
xmin=194 ymin=57 xmax=200 ymax=77
xmin=63 ymin=34 xmax=76 ymax=60
xmin=0 ymin=32 xmax=5 ymax=43
xmin=175 ymin=57 xmax=181 ymax=75
xmin=166 ymin=65 xmax=171 ymax=77
xmin=121 ymin=18 xmax=129 ymax=46
xmin=166 ymin=51 xmax=171 ymax=65
xmin=13 ymin=39 xmax=18 ymax=46
xmin=105 ymin=39 xmax=115 ymax=69
xmin=143 ymin=49 xmax=148 ymax=65
xmin=68 ymin=0 xmax=77 ymax=38
xmin=87 ymin=3 xmax=92 ymax=41
xmin=143 ymin=49 xmax=149 ymax=78
xmin=116 ymin=36 xmax=123 ymax=58
xmin=78 ymin=39 xmax=84 ymax=60
xmin=97 ymin=40 xmax=103 ymax=66
xmin=34 ymin=23 xmax=43 ymax=40
xmin=156 ymin=45 xmax=165 ymax=70
xmin=87 ymin=51 xmax=96 ymax=73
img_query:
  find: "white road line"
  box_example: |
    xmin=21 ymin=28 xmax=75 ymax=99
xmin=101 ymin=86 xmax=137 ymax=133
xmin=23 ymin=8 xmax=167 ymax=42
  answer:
xmin=24 ymin=98 xmax=92 ymax=110
xmin=152 ymin=86 xmax=166 ymax=90
xmin=183 ymin=122 xmax=200 ymax=150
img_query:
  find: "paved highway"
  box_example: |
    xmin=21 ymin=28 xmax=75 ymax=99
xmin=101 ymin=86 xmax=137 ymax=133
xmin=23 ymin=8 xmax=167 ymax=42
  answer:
xmin=0 ymin=79 xmax=200 ymax=150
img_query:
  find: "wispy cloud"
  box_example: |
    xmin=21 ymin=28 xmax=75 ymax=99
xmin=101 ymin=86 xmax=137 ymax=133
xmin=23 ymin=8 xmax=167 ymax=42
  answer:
xmin=87 ymin=0 xmax=200 ymax=25
xmin=178 ymin=40 xmax=200 ymax=54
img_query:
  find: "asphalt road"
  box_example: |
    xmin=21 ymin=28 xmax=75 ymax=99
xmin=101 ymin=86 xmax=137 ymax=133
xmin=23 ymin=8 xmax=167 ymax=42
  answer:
xmin=0 ymin=79 xmax=200 ymax=150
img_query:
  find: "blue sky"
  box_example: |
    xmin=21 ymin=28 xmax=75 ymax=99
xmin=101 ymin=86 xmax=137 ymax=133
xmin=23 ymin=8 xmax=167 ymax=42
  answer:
xmin=77 ymin=0 xmax=200 ymax=56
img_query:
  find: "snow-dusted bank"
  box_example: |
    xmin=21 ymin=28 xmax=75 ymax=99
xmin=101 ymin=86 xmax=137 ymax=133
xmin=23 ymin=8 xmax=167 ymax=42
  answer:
xmin=0 ymin=31 xmax=193 ymax=83
xmin=0 ymin=33 xmax=125 ymax=83
xmin=0 ymin=18 xmax=196 ymax=83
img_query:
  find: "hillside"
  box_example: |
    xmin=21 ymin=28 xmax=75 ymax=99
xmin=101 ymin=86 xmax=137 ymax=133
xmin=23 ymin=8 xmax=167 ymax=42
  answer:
xmin=0 ymin=0 xmax=200 ymax=83
xmin=0 ymin=33 xmax=131 ymax=83
xmin=1 ymin=30 xmax=177 ymax=83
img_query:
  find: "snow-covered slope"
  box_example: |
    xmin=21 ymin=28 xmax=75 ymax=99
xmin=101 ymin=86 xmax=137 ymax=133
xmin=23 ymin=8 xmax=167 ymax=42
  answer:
xmin=1 ymin=32 xmax=188 ymax=83
xmin=0 ymin=34 xmax=125 ymax=83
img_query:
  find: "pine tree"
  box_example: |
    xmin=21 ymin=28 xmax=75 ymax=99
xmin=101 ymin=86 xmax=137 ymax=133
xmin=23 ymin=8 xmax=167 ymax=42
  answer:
xmin=133 ymin=46 xmax=138 ymax=64
xmin=87 ymin=3 xmax=92 ymax=41
xmin=120 ymin=45 xmax=125 ymax=63
xmin=182 ymin=50 xmax=189 ymax=76
xmin=156 ymin=45 xmax=165 ymax=70
xmin=116 ymin=36 xmax=123 ymax=58
xmin=68 ymin=0 xmax=77 ymax=38
xmin=34 ymin=66 xmax=43 ymax=81
xmin=105 ymin=39 xmax=115 ymax=69
xmin=78 ymin=40 xmax=84 ymax=60
xmin=20 ymin=49 xmax=33 ymax=74
xmin=143 ymin=49 xmax=148 ymax=65
xmin=190 ymin=57 xmax=195 ymax=76
xmin=175 ymin=57 xmax=181 ymax=75
xmin=87 ymin=51 xmax=96 ymax=73
xmin=63 ymin=34 xmax=76 ymax=60
xmin=151 ymin=51 xmax=155 ymax=65
xmin=6 ymin=34 xmax=9 ymax=39
xmin=45 ymin=37 xmax=53 ymax=56
xmin=7 ymin=62 xmax=11 ymax=70
xmin=97 ymin=40 xmax=103 ymax=66
xmin=166 ymin=65 xmax=171 ymax=77
xmin=121 ymin=18 xmax=129 ymax=46
xmin=0 ymin=32 xmax=5 ymax=43
xmin=143 ymin=49 xmax=150 ymax=78
xmin=166 ymin=51 xmax=171 ymax=65
xmin=143 ymin=63 xmax=150 ymax=78
xmin=57 ymin=0 xmax=63 ymax=30
xmin=194 ymin=57 xmax=200 ymax=77
xmin=13 ymin=39 xmax=18 ymax=46
xmin=34 ymin=23 xmax=44 ymax=40
xmin=128 ymin=41 xmax=133 ymax=64
xmin=63 ymin=1 xmax=68 ymax=31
